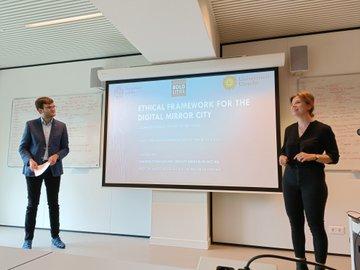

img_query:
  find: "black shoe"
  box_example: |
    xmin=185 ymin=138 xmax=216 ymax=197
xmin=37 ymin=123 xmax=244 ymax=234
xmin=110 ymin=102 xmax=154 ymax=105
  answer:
xmin=296 ymin=261 xmax=309 ymax=270
xmin=314 ymin=265 xmax=325 ymax=270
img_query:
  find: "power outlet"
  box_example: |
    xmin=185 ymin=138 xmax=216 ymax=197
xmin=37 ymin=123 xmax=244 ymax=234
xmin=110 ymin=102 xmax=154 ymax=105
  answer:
xmin=328 ymin=225 xmax=345 ymax=235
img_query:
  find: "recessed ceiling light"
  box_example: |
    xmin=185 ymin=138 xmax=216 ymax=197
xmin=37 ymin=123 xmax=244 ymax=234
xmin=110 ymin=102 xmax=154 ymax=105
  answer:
xmin=25 ymin=12 xmax=103 ymax=28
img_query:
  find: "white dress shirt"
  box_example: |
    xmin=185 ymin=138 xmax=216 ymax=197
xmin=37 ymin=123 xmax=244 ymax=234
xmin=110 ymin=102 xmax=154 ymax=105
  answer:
xmin=41 ymin=118 xmax=53 ymax=161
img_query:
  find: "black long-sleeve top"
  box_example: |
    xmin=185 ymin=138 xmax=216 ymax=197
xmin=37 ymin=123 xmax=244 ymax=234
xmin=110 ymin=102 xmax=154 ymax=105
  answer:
xmin=280 ymin=120 xmax=339 ymax=169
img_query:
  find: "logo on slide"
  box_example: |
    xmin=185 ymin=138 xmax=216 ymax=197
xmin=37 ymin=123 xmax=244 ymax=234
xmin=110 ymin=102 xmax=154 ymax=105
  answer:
xmin=172 ymin=79 xmax=186 ymax=97
xmin=223 ymin=76 xmax=237 ymax=90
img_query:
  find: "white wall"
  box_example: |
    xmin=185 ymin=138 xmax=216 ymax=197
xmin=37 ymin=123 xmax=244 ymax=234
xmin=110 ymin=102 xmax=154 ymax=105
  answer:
xmin=150 ymin=191 xmax=210 ymax=249
xmin=0 ymin=55 xmax=153 ymax=237
xmin=213 ymin=29 xmax=360 ymax=254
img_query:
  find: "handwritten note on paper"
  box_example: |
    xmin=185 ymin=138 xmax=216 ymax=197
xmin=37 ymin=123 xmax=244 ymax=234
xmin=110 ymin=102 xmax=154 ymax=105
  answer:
xmin=298 ymin=73 xmax=360 ymax=171
xmin=8 ymin=93 xmax=102 ymax=168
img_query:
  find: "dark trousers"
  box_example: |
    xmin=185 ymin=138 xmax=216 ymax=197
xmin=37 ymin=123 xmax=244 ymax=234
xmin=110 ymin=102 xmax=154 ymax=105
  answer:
xmin=282 ymin=165 xmax=328 ymax=264
xmin=25 ymin=168 xmax=61 ymax=241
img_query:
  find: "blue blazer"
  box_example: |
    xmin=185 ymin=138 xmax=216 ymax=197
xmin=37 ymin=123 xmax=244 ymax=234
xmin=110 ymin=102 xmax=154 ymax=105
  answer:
xmin=19 ymin=118 xmax=69 ymax=177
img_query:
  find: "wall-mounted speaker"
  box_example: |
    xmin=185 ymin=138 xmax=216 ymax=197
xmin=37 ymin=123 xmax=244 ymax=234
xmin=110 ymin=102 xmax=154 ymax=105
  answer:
xmin=90 ymin=67 xmax=104 ymax=89
xmin=290 ymin=45 xmax=308 ymax=73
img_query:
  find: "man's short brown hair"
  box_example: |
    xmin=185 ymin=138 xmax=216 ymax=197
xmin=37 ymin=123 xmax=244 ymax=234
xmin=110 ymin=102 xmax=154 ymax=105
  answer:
xmin=35 ymin=97 xmax=54 ymax=110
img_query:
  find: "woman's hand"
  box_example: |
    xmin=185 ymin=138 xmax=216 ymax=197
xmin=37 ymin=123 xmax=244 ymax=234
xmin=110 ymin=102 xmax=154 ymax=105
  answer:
xmin=294 ymin=152 xmax=316 ymax=162
xmin=279 ymin=155 xmax=288 ymax=166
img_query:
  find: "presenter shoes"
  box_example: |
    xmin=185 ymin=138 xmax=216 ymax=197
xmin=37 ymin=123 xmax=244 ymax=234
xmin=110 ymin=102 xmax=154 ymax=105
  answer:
xmin=22 ymin=240 xmax=32 ymax=249
xmin=51 ymin=236 xmax=66 ymax=249
xmin=296 ymin=261 xmax=309 ymax=270
xmin=22 ymin=237 xmax=65 ymax=249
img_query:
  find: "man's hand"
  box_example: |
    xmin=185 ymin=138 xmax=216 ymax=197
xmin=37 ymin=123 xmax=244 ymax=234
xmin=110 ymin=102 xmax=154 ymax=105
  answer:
xmin=279 ymin=155 xmax=288 ymax=166
xmin=294 ymin=152 xmax=316 ymax=163
xmin=29 ymin=159 xmax=38 ymax=171
xmin=48 ymin=154 xmax=59 ymax=166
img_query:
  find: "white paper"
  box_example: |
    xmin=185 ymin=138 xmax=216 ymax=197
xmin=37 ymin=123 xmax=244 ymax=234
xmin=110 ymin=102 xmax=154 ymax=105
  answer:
xmin=34 ymin=161 xmax=50 ymax=177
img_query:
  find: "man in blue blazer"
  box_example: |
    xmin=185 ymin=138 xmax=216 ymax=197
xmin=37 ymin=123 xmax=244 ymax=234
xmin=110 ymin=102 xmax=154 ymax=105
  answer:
xmin=19 ymin=96 xmax=69 ymax=249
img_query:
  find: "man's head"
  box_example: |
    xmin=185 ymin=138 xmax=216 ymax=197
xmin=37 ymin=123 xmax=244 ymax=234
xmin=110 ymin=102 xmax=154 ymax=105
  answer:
xmin=35 ymin=97 xmax=56 ymax=119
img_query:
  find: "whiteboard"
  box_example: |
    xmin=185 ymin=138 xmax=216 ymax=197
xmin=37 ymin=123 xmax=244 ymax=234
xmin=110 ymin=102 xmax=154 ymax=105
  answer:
xmin=298 ymin=73 xmax=360 ymax=171
xmin=8 ymin=93 xmax=103 ymax=168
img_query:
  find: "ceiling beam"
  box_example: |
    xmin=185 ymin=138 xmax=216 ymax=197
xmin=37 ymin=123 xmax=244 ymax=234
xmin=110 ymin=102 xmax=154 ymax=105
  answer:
xmin=89 ymin=0 xmax=220 ymax=63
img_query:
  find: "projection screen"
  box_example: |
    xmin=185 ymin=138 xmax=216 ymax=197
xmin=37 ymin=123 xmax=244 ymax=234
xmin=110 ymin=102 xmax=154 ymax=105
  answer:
xmin=103 ymin=66 xmax=281 ymax=191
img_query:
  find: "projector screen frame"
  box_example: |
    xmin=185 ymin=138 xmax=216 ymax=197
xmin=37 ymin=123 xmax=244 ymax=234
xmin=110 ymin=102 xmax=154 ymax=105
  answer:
xmin=102 ymin=66 xmax=282 ymax=192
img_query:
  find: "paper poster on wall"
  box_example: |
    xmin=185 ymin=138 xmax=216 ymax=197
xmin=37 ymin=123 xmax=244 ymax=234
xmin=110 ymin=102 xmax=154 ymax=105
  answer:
xmin=8 ymin=93 xmax=102 ymax=168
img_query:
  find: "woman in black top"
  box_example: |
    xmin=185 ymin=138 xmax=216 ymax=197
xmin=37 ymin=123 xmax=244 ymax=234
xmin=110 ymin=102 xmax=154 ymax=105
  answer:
xmin=279 ymin=91 xmax=339 ymax=270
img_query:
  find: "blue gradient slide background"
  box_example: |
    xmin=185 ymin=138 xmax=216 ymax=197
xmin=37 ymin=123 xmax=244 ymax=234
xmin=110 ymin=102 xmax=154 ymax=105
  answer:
xmin=105 ymin=70 xmax=278 ymax=189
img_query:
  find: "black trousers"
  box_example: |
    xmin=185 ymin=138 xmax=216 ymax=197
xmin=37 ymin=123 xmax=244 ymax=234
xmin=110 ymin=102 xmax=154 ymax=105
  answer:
xmin=282 ymin=165 xmax=328 ymax=264
xmin=24 ymin=168 xmax=61 ymax=241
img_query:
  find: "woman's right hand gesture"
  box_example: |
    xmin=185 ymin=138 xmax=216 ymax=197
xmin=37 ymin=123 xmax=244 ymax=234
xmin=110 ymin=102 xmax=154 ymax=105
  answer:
xmin=279 ymin=155 xmax=288 ymax=166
